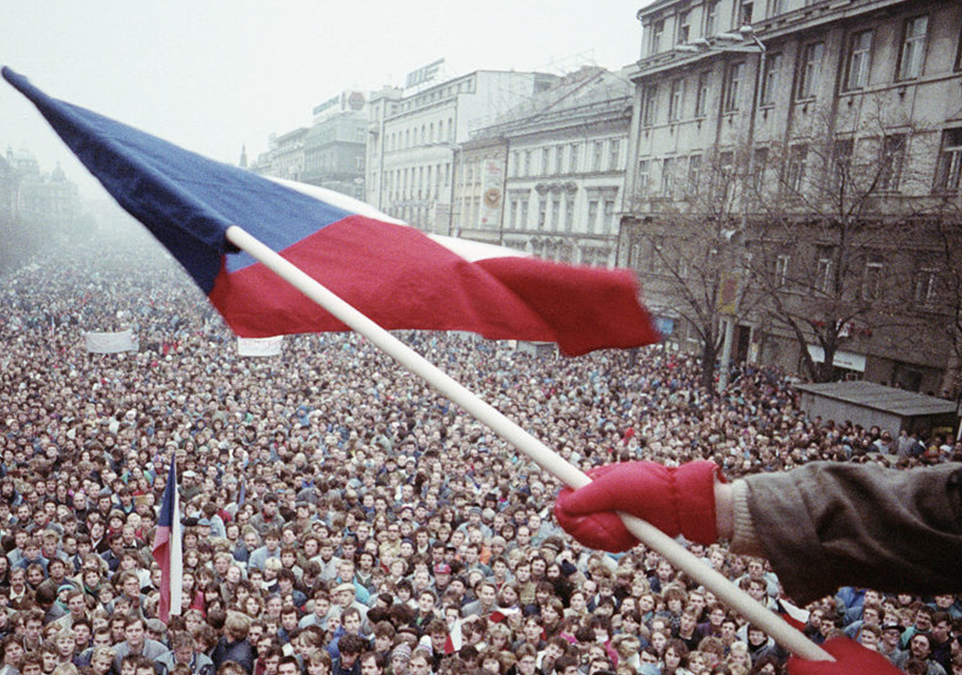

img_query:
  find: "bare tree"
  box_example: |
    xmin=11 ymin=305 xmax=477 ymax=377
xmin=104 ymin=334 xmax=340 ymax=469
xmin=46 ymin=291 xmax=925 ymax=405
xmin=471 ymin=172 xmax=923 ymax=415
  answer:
xmin=743 ymin=107 xmax=942 ymax=382
xmin=626 ymin=148 xmax=760 ymax=390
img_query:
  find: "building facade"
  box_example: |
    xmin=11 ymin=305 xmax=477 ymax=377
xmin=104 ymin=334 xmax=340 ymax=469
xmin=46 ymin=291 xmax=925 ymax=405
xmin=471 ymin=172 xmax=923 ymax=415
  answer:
xmin=252 ymin=91 xmax=367 ymax=200
xmin=468 ymin=67 xmax=633 ymax=266
xmin=365 ymin=70 xmax=559 ymax=235
xmin=0 ymin=148 xmax=82 ymax=269
xmin=623 ymin=0 xmax=962 ymax=394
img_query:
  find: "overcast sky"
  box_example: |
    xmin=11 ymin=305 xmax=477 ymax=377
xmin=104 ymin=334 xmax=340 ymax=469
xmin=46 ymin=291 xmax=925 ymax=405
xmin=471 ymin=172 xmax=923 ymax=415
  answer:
xmin=1 ymin=1 xmax=645 ymax=199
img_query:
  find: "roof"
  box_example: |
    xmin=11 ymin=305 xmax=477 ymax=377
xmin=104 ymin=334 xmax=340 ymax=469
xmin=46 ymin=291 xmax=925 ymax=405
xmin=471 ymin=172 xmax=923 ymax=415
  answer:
xmin=795 ymin=381 xmax=956 ymax=418
xmin=474 ymin=67 xmax=631 ymax=135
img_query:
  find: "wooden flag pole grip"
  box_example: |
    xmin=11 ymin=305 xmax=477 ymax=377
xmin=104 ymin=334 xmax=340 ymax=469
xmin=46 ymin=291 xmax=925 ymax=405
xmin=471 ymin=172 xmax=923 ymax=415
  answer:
xmin=225 ymin=225 xmax=833 ymax=662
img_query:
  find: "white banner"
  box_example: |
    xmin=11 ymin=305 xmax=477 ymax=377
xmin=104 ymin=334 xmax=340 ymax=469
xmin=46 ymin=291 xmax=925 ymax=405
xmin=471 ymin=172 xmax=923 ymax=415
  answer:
xmin=84 ymin=329 xmax=138 ymax=354
xmin=807 ymin=344 xmax=866 ymax=372
xmin=238 ymin=336 xmax=284 ymax=357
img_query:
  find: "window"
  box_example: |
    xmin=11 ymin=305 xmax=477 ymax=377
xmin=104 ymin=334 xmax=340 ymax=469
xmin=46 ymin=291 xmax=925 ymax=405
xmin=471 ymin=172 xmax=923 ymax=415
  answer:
xmin=816 ymin=257 xmax=834 ymax=293
xmin=523 ymin=151 xmax=532 ymax=176
xmin=768 ymin=0 xmax=783 ymax=16
xmin=508 ymin=197 xmax=517 ymax=228
xmin=542 ymin=147 xmax=551 ymax=175
xmin=760 ymin=53 xmax=782 ymax=106
xmin=704 ymin=1 xmax=718 ymax=37
xmin=935 ymin=128 xmax=962 ymax=192
xmin=845 ymin=30 xmax=873 ymax=91
xmin=752 ymin=146 xmax=769 ymax=191
xmin=609 ymin=140 xmax=621 ymax=171
xmin=688 ymin=154 xmax=702 ymax=190
xmin=510 ymin=151 xmax=519 ymax=177
xmin=863 ymin=260 xmax=884 ymax=300
xmin=662 ymin=157 xmax=676 ymax=195
xmin=956 ymin=23 xmax=962 ymax=72
xmin=669 ymin=78 xmax=685 ymax=121
xmin=551 ymin=197 xmax=560 ymax=230
xmin=677 ymin=11 xmax=691 ymax=44
xmin=832 ymin=138 xmax=854 ymax=192
xmin=637 ymin=160 xmax=650 ymax=197
xmin=775 ymin=255 xmax=790 ymax=287
xmin=538 ymin=198 xmax=547 ymax=229
xmin=736 ymin=0 xmax=753 ymax=26
xmin=797 ymin=42 xmax=824 ymax=99
xmin=587 ymin=200 xmax=599 ymax=234
xmin=695 ymin=71 xmax=711 ymax=117
xmin=914 ymin=269 xmax=938 ymax=305
xmin=520 ymin=199 xmax=529 ymax=229
xmin=569 ymin=143 xmax=580 ymax=173
xmin=593 ymin=142 xmax=604 ymax=171
xmin=787 ymin=144 xmax=808 ymax=192
xmin=650 ymin=19 xmax=665 ymax=55
xmin=898 ymin=16 xmax=928 ymax=81
xmin=604 ymin=200 xmax=616 ymax=235
xmin=878 ymin=134 xmax=906 ymax=192
xmin=555 ymin=145 xmax=565 ymax=174
xmin=723 ymin=61 xmax=745 ymax=111
xmin=564 ymin=197 xmax=574 ymax=232
xmin=642 ymin=85 xmax=659 ymax=126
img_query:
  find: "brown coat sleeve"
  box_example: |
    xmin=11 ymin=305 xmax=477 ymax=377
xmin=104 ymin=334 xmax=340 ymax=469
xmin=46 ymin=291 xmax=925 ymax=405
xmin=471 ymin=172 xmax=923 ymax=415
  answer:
xmin=739 ymin=461 xmax=962 ymax=605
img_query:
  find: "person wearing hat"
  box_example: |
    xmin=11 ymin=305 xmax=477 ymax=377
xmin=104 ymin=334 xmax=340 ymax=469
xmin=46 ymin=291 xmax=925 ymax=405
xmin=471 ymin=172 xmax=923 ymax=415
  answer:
xmin=433 ymin=564 xmax=453 ymax=595
xmin=390 ymin=643 xmax=412 ymax=675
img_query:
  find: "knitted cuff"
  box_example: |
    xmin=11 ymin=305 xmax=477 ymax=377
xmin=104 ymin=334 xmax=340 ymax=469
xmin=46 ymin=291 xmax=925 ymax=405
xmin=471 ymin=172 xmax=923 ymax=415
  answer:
xmin=730 ymin=479 xmax=766 ymax=557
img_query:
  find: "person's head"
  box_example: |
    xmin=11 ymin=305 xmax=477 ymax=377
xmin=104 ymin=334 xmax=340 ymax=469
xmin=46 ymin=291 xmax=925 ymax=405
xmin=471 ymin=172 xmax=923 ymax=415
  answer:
xmin=408 ymin=650 xmax=431 ymax=675
xmin=20 ymin=651 xmax=43 ymax=675
xmin=909 ymin=632 xmax=932 ymax=660
xmin=277 ymin=656 xmax=299 ymax=675
xmin=338 ymin=635 xmax=366 ymax=669
xmin=1 ymin=636 xmax=24 ymax=667
xmin=306 ymin=650 xmax=332 ymax=675
xmin=90 ymin=647 xmax=115 ymax=675
xmin=224 ymin=611 xmax=251 ymax=642
xmin=914 ymin=606 xmax=933 ymax=631
xmin=747 ymin=625 xmax=767 ymax=647
xmin=359 ymin=652 xmax=385 ymax=675
xmin=123 ymin=618 xmax=146 ymax=649
xmin=931 ymin=612 xmax=952 ymax=643
xmin=342 ymin=607 xmax=362 ymax=635
xmin=859 ymin=624 xmax=881 ymax=651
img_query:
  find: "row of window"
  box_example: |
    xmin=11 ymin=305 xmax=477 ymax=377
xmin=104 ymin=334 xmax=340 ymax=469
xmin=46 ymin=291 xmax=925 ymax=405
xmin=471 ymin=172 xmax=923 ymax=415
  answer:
xmin=384 ymin=118 xmax=456 ymax=153
xmin=637 ymin=128 xmax=962 ymax=196
xmin=383 ymin=163 xmax=452 ymax=200
xmin=775 ymin=254 xmax=939 ymax=304
xmin=643 ymin=14 xmax=937 ymax=125
xmin=505 ymin=193 xmax=618 ymax=236
xmin=509 ymin=139 xmax=622 ymax=178
xmin=638 ymin=239 xmax=940 ymax=306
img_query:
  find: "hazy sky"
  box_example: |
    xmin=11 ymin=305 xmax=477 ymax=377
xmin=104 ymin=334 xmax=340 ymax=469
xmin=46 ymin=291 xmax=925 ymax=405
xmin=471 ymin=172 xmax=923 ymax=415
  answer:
xmin=1 ymin=1 xmax=645 ymax=199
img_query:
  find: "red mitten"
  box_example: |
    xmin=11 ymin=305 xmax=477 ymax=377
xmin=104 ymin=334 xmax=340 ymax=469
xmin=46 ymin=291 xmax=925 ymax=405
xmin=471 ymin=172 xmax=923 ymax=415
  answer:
xmin=553 ymin=460 xmax=720 ymax=552
xmin=788 ymin=638 xmax=902 ymax=675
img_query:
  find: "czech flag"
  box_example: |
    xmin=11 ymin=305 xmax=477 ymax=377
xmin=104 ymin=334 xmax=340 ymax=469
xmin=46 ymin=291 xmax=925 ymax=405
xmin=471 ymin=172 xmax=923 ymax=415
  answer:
xmin=152 ymin=461 xmax=183 ymax=622
xmin=3 ymin=67 xmax=659 ymax=356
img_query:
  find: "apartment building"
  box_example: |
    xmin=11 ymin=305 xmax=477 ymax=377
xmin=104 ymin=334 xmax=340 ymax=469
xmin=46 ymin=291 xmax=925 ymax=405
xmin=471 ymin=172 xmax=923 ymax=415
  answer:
xmin=623 ymin=0 xmax=962 ymax=393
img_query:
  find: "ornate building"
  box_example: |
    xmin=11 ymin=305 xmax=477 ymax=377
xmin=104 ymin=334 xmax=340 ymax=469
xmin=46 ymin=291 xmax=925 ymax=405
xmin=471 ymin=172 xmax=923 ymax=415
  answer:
xmin=466 ymin=66 xmax=633 ymax=266
xmin=622 ymin=0 xmax=962 ymax=393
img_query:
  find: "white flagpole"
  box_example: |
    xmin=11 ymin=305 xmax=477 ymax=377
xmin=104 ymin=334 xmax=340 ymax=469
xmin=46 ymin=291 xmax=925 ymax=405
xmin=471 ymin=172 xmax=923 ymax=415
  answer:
xmin=225 ymin=225 xmax=831 ymax=662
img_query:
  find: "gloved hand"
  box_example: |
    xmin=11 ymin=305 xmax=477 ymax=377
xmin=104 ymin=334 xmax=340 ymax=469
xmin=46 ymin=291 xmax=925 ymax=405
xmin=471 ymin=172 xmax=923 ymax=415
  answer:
xmin=788 ymin=638 xmax=902 ymax=675
xmin=553 ymin=460 xmax=720 ymax=552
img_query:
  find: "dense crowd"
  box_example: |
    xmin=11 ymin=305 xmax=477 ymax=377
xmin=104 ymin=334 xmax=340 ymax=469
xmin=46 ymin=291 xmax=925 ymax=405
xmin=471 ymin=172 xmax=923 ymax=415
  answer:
xmin=0 ymin=231 xmax=959 ymax=675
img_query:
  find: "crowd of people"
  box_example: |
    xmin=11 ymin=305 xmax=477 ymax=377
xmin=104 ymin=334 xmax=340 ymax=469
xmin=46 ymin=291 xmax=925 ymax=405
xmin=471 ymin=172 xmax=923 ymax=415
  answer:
xmin=0 ymin=231 xmax=959 ymax=675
